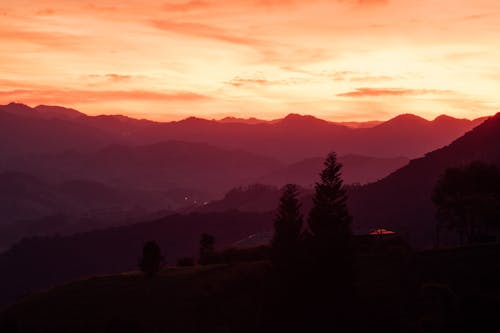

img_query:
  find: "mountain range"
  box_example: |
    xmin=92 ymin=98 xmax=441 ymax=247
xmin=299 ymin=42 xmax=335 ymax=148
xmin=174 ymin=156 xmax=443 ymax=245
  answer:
xmin=0 ymin=101 xmax=497 ymax=307
xmin=0 ymin=102 xmax=487 ymax=161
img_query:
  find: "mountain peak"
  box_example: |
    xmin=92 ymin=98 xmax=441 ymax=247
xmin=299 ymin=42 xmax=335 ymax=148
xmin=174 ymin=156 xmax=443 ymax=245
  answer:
xmin=378 ymin=113 xmax=429 ymax=128
xmin=0 ymin=103 xmax=40 ymax=120
xmin=279 ymin=113 xmax=329 ymax=125
xmin=34 ymin=105 xmax=86 ymax=120
xmin=433 ymin=114 xmax=457 ymax=122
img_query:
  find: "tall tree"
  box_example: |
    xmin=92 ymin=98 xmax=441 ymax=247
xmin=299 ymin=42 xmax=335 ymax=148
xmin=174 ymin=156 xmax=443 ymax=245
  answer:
xmin=305 ymin=152 xmax=354 ymax=328
xmin=139 ymin=241 xmax=163 ymax=278
xmin=307 ymin=152 xmax=352 ymax=254
xmin=433 ymin=161 xmax=500 ymax=244
xmin=271 ymin=184 xmax=303 ymax=270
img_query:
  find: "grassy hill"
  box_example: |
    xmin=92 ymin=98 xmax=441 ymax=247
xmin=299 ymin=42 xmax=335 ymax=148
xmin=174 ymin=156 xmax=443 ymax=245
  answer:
xmin=3 ymin=243 xmax=500 ymax=332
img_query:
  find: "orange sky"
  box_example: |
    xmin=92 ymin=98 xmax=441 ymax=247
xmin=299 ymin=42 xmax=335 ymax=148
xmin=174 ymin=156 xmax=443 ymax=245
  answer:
xmin=1 ymin=0 xmax=500 ymax=121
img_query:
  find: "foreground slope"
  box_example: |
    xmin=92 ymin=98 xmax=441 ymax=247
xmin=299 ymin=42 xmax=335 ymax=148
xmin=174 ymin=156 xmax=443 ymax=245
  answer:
xmin=4 ymin=244 xmax=500 ymax=332
xmin=0 ymin=211 xmax=273 ymax=307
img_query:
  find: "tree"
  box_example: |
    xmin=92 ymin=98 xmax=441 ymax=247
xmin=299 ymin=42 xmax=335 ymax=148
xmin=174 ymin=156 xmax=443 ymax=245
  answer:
xmin=271 ymin=184 xmax=303 ymax=270
xmin=433 ymin=161 xmax=500 ymax=244
xmin=198 ymin=233 xmax=215 ymax=265
xmin=307 ymin=152 xmax=352 ymax=255
xmin=304 ymin=152 xmax=355 ymax=328
xmin=139 ymin=241 xmax=163 ymax=277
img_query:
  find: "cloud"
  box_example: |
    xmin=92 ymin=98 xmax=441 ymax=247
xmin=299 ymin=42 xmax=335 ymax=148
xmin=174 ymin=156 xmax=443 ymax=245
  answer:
xmin=163 ymin=1 xmax=210 ymax=12
xmin=87 ymin=74 xmax=134 ymax=83
xmin=35 ymin=8 xmax=56 ymax=16
xmin=0 ymin=29 xmax=78 ymax=48
xmin=357 ymin=0 xmax=387 ymax=4
xmin=224 ymin=75 xmax=311 ymax=88
xmin=151 ymin=20 xmax=263 ymax=46
xmin=225 ymin=77 xmax=272 ymax=87
xmin=0 ymin=89 xmax=211 ymax=105
xmin=337 ymin=87 xmax=452 ymax=97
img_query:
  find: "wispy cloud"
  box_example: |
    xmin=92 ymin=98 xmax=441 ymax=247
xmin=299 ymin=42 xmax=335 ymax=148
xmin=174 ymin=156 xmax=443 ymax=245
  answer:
xmin=163 ymin=1 xmax=210 ymax=12
xmin=337 ymin=87 xmax=452 ymax=97
xmin=151 ymin=20 xmax=263 ymax=46
xmin=87 ymin=74 xmax=134 ymax=83
xmin=0 ymin=89 xmax=211 ymax=105
xmin=0 ymin=29 xmax=79 ymax=48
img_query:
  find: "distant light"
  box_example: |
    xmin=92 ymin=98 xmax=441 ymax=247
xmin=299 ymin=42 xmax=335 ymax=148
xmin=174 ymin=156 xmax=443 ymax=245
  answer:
xmin=369 ymin=228 xmax=396 ymax=236
xmin=184 ymin=196 xmax=188 ymax=201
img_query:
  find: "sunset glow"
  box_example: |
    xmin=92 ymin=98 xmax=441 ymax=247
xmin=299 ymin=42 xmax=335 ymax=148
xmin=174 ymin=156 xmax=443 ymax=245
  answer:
xmin=1 ymin=0 xmax=500 ymax=121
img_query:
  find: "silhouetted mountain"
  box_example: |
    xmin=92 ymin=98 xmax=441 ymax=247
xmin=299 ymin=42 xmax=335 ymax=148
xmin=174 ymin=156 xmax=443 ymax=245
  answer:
xmin=2 ymin=141 xmax=282 ymax=195
xmin=218 ymin=116 xmax=267 ymax=124
xmin=348 ymin=113 xmax=500 ymax=247
xmin=0 ymin=103 xmax=85 ymax=120
xmin=0 ymin=211 xmax=274 ymax=307
xmin=0 ymin=109 xmax=118 ymax=155
xmin=0 ymin=172 xmax=177 ymax=251
xmin=0 ymin=103 xmax=488 ymax=161
xmin=199 ymin=184 xmax=282 ymax=213
xmin=260 ymin=155 xmax=409 ymax=187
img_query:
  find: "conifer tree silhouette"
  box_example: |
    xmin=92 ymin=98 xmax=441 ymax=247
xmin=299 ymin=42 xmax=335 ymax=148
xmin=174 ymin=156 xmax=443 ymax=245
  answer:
xmin=308 ymin=152 xmax=352 ymax=251
xmin=271 ymin=184 xmax=303 ymax=270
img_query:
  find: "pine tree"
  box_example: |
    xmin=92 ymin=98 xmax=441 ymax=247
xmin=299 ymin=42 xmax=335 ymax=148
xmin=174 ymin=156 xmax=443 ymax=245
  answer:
xmin=306 ymin=151 xmax=352 ymax=271
xmin=271 ymin=184 xmax=303 ymax=270
xmin=305 ymin=152 xmax=354 ymax=327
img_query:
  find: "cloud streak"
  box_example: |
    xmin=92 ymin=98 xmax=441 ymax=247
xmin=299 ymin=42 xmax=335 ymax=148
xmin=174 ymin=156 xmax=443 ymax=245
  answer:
xmin=0 ymin=89 xmax=211 ymax=105
xmin=337 ymin=87 xmax=453 ymax=97
xmin=151 ymin=20 xmax=263 ymax=47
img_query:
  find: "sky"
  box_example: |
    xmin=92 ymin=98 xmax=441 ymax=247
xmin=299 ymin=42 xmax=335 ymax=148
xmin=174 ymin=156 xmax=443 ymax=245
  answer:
xmin=1 ymin=0 xmax=500 ymax=121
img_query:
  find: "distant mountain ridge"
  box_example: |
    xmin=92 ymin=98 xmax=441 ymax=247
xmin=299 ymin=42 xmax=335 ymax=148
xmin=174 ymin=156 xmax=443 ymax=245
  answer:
xmin=0 ymin=102 xmax=489 ymax=160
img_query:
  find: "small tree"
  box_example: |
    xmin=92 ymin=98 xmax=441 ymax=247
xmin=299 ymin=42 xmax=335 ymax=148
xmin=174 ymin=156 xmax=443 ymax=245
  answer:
xmin=139 ymin=241 xmax=163 ymax=277
xmin=433 ymin=161 xmax=500 ymax=244
xmin=198 ymin=233 xmax=215 ymax=265
xmin=271 ymin=184 xmax=303 ymax=270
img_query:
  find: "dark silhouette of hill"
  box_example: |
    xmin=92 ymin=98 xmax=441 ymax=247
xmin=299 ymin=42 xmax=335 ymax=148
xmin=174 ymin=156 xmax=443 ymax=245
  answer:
xmin=0 ymin=103 xmax=487 ymax=161
xmin=198 ymin=184 xmax=283 ymax=213
xmin=0 ymin=105 xmax=119 ymax=155
xmin=1 ymin=141 xmax=283 ymax=195
xmin=0 ymin=102 xmax=85 ymax=120
xmin=110 ymin=112 xmax=490 ymax=161
xmin=260 ymin=154 xmax=409 ymax=187
xmin=0 ymin=211 xmax=273 ymax=307
xmin=5 ymin=243 xmax=500 ymax=331
xmin=218 ymin=116 xmax=267 ymax=124
xmin=0 ymin=172 xmax=177 ymax=251
xmin=348 ymin=113 xmax=500 ymax=247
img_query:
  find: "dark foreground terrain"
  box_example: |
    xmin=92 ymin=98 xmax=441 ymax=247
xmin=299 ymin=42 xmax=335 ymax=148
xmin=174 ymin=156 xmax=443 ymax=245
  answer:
xmin=2 ymin=243 xmax=500 ymax=333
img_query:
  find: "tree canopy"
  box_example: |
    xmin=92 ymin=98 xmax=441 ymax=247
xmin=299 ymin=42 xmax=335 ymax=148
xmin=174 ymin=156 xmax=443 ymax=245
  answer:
xmin=271 ymin=184 xmax=303 ymax=269
xmin=433 ymin=161 xmax=500 ymax=243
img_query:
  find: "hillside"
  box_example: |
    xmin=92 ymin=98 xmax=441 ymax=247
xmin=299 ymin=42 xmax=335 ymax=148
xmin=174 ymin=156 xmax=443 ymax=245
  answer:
xmin=348 ymin=113 xmax=500 ymax=247
xmin=0 ymin=211 xmax=274 ymax=307
xmin=3 ymin=244 xmax=500 ymax=332
xmin=260 ymin=155 xmax=409 ymax=187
